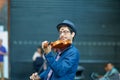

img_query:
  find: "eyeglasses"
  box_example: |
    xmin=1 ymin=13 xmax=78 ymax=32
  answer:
xmin=59 ymin=30 xmax=70 ymax=35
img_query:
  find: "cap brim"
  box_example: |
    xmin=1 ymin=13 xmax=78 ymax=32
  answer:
xmin=56 ymin=23 xmax=76 ymax=34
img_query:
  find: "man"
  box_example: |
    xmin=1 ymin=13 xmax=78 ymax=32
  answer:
xmin=30 ymin=20 xmax=80 ymax=80
xmin=99 ymin=63 xmax=119 ymax=80
xmin=0 ymin=39 xmax=7 ymax=80
xmin=92 ymin=63 xmax=120 ymax=80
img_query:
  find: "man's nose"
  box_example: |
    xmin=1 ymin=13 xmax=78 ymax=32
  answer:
xmin=60 ymin=33 xmax=64 ymax=39
xmin=60 ymin=32 xmax=64 ymax=36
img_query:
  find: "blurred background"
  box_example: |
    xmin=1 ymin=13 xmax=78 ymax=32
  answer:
xmin=1 ymin=0 xmax=120 ymax=80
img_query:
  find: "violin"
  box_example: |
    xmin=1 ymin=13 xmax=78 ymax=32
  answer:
xmin=43 ymin=40 xmax=71 ymax=50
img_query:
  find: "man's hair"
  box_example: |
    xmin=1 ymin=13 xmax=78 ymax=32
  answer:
xmin=105 ymin=63 xmax=114 ymax=67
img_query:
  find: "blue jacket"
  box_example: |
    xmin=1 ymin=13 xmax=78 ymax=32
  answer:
xmin=39 ymin=44 xmax=80 ymax=80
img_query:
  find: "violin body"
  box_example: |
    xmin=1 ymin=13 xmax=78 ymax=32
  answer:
xmin=43 ymin=40 xmax=71 ymax=50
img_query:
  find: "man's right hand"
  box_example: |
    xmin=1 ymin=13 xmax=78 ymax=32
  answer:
xmin=42 ymin=41 xmax=51 ymax=54
xmin=30 ymin=72 xmax=40 ymax=80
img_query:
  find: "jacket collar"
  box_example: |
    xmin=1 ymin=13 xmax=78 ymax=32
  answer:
xmin=59 ymin=44 xmax=73 ymax=56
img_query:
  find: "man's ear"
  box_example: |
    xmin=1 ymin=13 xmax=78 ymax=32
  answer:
xmin=71 ymin=32 xmax=75 ymax=38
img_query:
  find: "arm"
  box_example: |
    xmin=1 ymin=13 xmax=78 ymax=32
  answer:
xmin=45 ymin=50 xmax=79 ymax=77
xmin=30 ymin=69 xmax=49 ymax=80
xmin=42 ymin=41 xmax=79 ymax=77
xmin=39 ymin=69 xmax=49 ymax=79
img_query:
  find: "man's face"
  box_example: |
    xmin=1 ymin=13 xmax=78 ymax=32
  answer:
xmin=104 ymin=66 xmax=108 ymax=71
xmin=107 ymin=63 xmax=113 ymax=71
xmin=59 ymin=26 xmax=75 ymax=41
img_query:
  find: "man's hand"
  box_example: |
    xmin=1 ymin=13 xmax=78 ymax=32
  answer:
xmin=30 ymin=72 xmax=40 ymax=80
xmin=42 ymin=41 xmax=51 ymax=54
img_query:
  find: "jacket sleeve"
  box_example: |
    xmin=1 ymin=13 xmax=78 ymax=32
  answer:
xmin=45 ymin=50 xmax=80 ymax=77
xmin=39 ymin=68 xmax=49 ymax=79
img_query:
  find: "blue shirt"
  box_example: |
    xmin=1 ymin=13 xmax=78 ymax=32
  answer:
xmin=0 ymin=45 xmax=7 ymax=62
xmin=39 ymin=44 xmax=80 ymax=80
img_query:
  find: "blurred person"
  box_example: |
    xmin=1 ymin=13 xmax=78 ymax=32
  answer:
xmin=0 ymin=39 xmax=7 ymax=80
xmin=99 ymin=63 xmax=119 ymax=80
xmin=30 ymin=20 xmax=80 ymax=80
xmin=32 ymin=46 xmax=47 ymax=74
xmin=91 ymin=63 xmax=120 ymax=80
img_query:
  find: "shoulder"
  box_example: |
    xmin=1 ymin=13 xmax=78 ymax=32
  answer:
xmin=62 ymin=45 xmax=80 ymax=58
xmin=68 ymin=45 xmax=80 ymax=54
xmin=112 ymin=68 xmax=119 ymax=73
